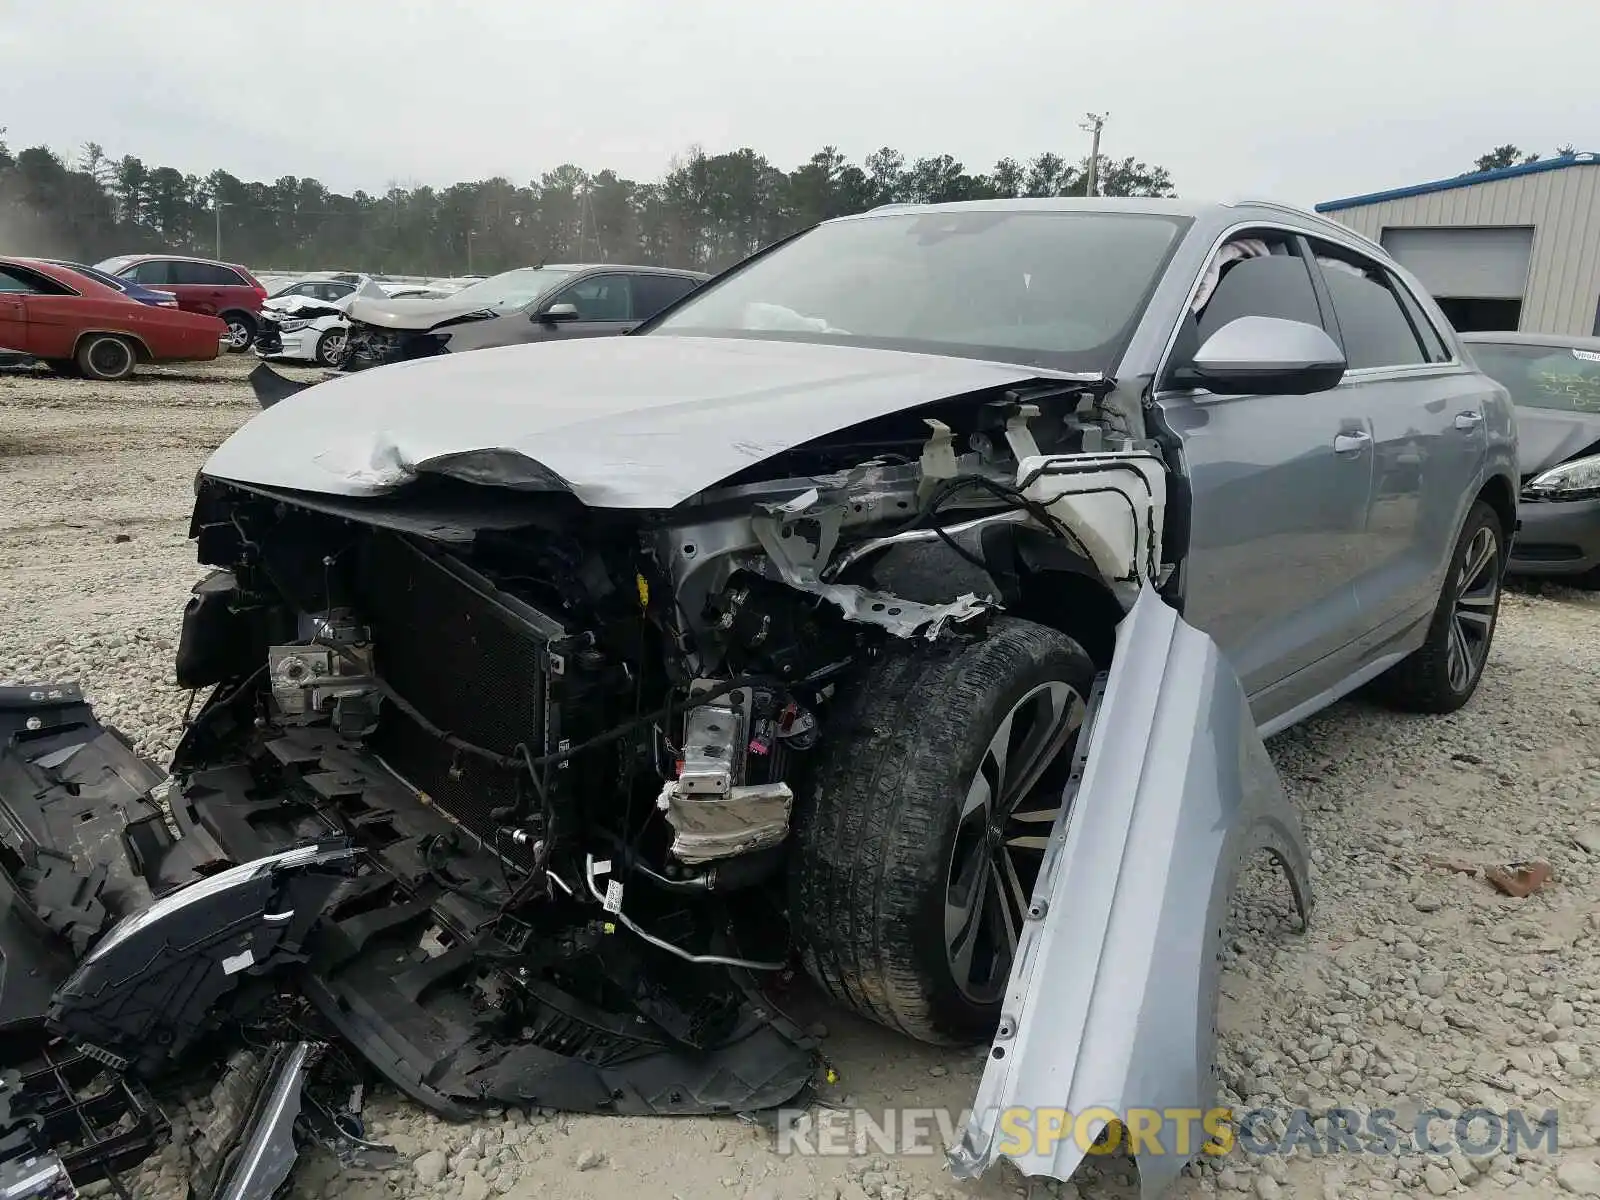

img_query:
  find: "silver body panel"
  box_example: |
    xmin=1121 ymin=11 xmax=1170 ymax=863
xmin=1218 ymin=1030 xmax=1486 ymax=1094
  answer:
xmin=949 ymin=586 xmax=1312 ymax=1197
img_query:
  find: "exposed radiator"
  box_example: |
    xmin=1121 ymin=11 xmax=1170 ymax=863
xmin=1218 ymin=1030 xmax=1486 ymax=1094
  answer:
xmin=354 ymin=534 xmax=560 ymax=863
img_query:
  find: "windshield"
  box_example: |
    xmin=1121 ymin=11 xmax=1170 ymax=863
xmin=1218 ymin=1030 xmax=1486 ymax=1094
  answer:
xmin=447 ymin=267 xmax=575 ymax=310
xmin=93 ymin=255 xmax=136 ymax=274
xmin=648 ymin=209 xmax=1189 ymax=370
xmin=1471 ymin=342 xmax=1600 ymax=413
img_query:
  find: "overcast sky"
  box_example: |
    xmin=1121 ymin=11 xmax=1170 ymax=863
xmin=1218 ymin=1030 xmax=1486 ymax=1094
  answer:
xmin=3 ymin=0 xmax=1595 ymax=208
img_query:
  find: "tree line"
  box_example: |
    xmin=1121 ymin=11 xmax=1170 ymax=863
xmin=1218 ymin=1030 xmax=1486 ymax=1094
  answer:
xmin=1468 ymin=144 xmax=1580 ymax=175
xmin=0 ymin=128 xmax=1176 ymax=276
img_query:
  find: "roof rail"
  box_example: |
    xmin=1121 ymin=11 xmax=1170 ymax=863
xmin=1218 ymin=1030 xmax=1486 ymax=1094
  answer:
xmin=1223 ymin=197 xmax=1388 ymax=253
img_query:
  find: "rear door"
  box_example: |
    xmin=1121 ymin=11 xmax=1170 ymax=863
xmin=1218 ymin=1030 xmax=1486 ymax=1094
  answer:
xmin=1304 ymin=238 xmax=1482 ymax=637
xmin=1152 ymin=232 xmax=1374 ymax=715
xmin=215 ymin=263 xmax=264 ymax=311
xmin=173 ymin=262 xmax=240 ymax=316
xmin=530 ymin=273 xmax=637 ymax=341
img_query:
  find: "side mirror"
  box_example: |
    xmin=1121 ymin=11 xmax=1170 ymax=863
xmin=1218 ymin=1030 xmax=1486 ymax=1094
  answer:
xmin=1179 ymin=315 xmax=1347 ymax=396
xmin=537 ymin=302 xmax=579 ymax=323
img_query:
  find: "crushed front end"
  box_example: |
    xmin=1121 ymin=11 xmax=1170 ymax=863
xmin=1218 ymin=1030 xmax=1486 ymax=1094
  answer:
xmin=337 ymin=321 xmax=450 ymax=371
xmin=166 ymin=476 xmax=824 ymax=1118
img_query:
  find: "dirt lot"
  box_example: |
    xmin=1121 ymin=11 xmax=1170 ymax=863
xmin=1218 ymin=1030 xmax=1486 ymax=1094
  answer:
xmin=4 ymin=358 xmax=1600 ymax=1200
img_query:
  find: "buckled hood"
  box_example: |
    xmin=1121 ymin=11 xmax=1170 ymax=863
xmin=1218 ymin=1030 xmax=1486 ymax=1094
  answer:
xmin=200 ymin=335 xmax=1089 ymax=509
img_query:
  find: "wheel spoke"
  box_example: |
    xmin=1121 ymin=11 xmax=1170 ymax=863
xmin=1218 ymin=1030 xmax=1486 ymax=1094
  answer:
xmin=997 ymin=686 xmax=1083 ymax=811
xmin=1000 ymin=847 xmax=1031 ymax=921
xmin=959 ymin=771 xmax=992 ymax=824
xmin=945 ymin=851 xmax=991 ymax=983
xmin=944 ymin=676 xmax=1087 ymax=1006
xmin=987 ymin=867 xmax=1020 ymax=959
xmin=1446 ymin=618 xmax=1471 ymax=691
xmin=1462 ymin=530 xmax=1497 ymax=591
xmin=985 ymin=709 xmax=1017 ymax=799
xmin=1445 ymin=526 xmax=1499 ymax=694
xmin=1004 ymin=834 xmax=1051 ymax=851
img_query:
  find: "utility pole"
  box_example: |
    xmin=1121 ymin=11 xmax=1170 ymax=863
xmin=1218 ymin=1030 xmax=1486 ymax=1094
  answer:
xmin=213 ymin=199 xmax=225 ymax=259
xmin=1081 ymin=112 xmax=1108 ymax=197
xmin=466 ymin=230 xmax=474 ymax=274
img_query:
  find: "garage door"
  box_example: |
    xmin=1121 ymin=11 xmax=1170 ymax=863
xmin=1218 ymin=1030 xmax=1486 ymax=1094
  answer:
xmin=1380 ymin=226 xmax=1534 ymax=299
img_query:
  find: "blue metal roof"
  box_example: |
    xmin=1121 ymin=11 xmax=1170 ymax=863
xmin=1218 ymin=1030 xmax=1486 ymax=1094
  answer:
xmin=1316 ymin=152 xmax=1600 ymax=213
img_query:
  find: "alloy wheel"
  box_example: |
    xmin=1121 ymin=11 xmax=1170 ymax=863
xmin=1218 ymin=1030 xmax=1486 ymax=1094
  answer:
xmin=319 ymin=331 xmax=346 ymax=365
xmin=944 ymin=680 xmax=1085 ymax=1005
xmin=226 ymin=319 xmax=251 ymax=350
xmin=1447 ymin=525 xmax=1499 ymax=693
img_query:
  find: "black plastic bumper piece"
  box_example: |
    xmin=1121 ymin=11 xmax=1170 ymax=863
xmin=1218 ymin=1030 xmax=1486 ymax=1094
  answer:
xmin=247 ymin=362 xmax=313 ymax=410
xmin=0 ymin=1019 xmax=170 ymax=1192
xmin=177 ymin=724 xmax=818 ymax=1120
xmin=47 ymin=842 xmax=356 ymax=1076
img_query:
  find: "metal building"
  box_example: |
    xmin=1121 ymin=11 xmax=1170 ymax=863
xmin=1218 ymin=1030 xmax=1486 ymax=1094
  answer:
xmin=1316 ymin=152 xmax=1600 ymax=336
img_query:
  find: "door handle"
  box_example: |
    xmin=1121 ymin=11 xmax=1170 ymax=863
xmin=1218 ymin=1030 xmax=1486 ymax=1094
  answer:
xmin=1333 ymin=431 xmax=1371 ymax=455
xmin=1454 ymin=410 xmax=1483 ymax=431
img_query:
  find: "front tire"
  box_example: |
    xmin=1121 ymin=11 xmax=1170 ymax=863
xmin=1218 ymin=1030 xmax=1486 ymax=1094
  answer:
xmin=313 ymin=327 xmax=347 ymax=367
xmin=220 ymin=311 xmax=256 ymax=352
xmin=790 ymin=618 xmax=1095 ymax=1044
xmin=1373 ymin=499 xmax=1504 ymax=713
xmin=74 ymin=334 xmax=137 ymax=382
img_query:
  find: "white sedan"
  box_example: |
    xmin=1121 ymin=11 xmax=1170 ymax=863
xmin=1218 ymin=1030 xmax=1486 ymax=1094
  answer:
xmin=254 ymin=279 xmax=455 ymax=366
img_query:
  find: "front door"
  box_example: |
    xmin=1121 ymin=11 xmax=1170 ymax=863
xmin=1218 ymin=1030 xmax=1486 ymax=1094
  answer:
xmin=1152 ymin=241 xmax=1374 ymax=712
xmin=531 ymin=274 xmax=637 ymax=341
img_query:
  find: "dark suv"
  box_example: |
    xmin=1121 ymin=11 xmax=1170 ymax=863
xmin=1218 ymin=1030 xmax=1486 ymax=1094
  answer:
xmin=94 ymin=255 xmax=268 ymax=351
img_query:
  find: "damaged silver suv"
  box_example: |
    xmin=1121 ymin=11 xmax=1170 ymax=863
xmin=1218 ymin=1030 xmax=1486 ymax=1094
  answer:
xmin=2 ymin=199 xmax=1517 ymax=1196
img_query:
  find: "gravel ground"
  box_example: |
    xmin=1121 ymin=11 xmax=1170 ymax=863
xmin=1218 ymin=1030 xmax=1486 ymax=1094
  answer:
xmin=4 ymin=359 xmax=1600 ymax=1200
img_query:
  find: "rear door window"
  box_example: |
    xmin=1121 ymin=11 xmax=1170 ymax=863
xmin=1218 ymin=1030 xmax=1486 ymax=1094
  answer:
xmin=166 ymin=261 xmax=210 ymax=285
xmin=631 ymin=274 xmax=699 ymax=319
xmin=1307 ymin=241 xmax=1429 ymax=370
xmin=195 ymin=262 xmax=245 ymax=286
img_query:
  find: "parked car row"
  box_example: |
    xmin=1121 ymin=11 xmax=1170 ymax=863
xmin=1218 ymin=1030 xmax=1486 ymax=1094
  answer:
xmin=92 ymin=253 xmax=270 ymax=350
xmin=251 ymin=261 xmax=709 ymax=374
xmin=0 ymin=256 xmax=231 ymax=379
xmin=253 ymin=276 xmax=460 ymax=367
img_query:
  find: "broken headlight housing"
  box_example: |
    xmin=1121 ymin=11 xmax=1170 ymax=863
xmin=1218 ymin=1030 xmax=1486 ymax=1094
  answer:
xmin=1523 ymin=452 xmax=1600 ymax=502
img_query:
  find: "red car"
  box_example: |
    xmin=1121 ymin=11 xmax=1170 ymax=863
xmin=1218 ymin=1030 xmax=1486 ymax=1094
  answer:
xmin=93 ymin=254 xmax=268 ymax=352
xmin=0 ymin=257 xmax=228 ymax=380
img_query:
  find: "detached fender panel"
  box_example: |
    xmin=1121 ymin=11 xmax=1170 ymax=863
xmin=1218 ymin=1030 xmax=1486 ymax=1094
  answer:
xmin=950 ymin=584 xmax=1312 ymax=1197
